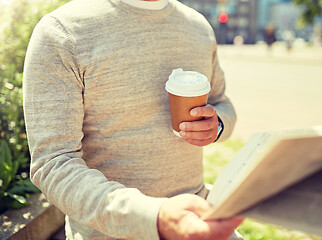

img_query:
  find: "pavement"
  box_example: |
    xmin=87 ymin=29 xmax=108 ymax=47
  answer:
xmin=217 ymin=43 xmax=322 ymax=141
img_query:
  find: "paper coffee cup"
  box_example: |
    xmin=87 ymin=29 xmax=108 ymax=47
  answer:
xmin=165 ymin=68 xmax=211 ymax=137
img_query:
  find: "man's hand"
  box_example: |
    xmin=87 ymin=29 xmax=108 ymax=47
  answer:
xmin=157 ymin=194 xmax=243 ymax=240
xmin=179 ymin=104 xmax=219 ymax=146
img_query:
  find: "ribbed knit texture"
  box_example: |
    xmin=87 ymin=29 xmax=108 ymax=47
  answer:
xmin=23 ymin=0 xmax=236 ymax=239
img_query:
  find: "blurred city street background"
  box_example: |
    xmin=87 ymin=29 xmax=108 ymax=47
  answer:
xmin=1 ymin=0 xmax=322 ymax=239
xmin=217 ymin=43 xmax=322 ymax=141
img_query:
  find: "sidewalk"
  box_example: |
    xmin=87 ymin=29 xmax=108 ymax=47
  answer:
xmin=218 ymin=42 xmax=322 ymax=65
xmin=217 ymin=43 xmax=322 ymax=141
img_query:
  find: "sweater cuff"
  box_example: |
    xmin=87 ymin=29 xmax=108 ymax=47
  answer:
xmin=131 ymin=191 xmax=167 ymax=240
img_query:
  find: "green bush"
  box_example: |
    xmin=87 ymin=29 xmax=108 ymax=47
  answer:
xmin=0 ymin=0 xmax=70 ymax=214
xmin=0 ymin=139 xmax=40 ymax=214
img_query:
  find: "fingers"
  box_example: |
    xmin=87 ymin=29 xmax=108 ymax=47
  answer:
xmin=180 ymin=130 xmax=214 ymax=140
xmin=166 ymin=194 xmax=211 ymax=216
xmin=190 ymin=104 xmax=216 ymax=118
xmin=178 ymin=105 xmax=220 ymax=146
xmin=158 ymin=194 xmax=244 ymax=240
xmin=180 ymin=138 xmax=213 ymax=147
xmin=179 ymin=116 xmax=219 ymax=147
xmin=180 ymin=105 xmax=219 ymax=132
xmin=179 ymin=119 xmax=218 ymax=146
xmin=179 ymin=117 xmax=218 ymax=132
xmin=158 ymin=194 xmax=213 ymax=240
xmin=183 ymin=194 xmax=212 ymax=216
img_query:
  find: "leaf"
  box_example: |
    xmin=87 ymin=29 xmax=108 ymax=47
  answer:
xmin=7 ymin=192 xmax=27 ymax=204
xmin=0 ymin=165 xmax=12 ymax=191
xmin=8 ymin=178 xmax=41 ymax=195
xmin=0 ymin=140 xmax=14 ymax=191
xmin=0 ymin=139 xmax=12 ymax=166
xmin=6 ymin=193 xmax=29 ymax=209
xmin=11 ymin=159 xmax=19 ymax=177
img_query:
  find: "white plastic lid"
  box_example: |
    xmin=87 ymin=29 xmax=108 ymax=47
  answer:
xmin=165 ymin=68 xmax=211 ymax=97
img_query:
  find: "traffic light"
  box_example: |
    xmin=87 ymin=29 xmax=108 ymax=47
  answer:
xmin=218 ymin=13 xmax=229 ymax=24
xmin=218 ymin=13 xmax=228 ymax=44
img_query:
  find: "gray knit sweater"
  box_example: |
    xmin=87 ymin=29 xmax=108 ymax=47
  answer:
xmin=23 ymin=0 xmax=236 ymax=239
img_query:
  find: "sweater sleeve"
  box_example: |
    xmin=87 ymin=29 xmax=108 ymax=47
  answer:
xmin=207 ymin=39 xmax=237 ymax=142
xmin=23 ymin=15 xmax=165 ymax=240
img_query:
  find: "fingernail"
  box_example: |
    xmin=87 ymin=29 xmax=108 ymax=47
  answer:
xmin=190 ymin=109 xmax=198 ymax=117
xmin=180 ymin=131 xmax=185 ymax=137
xmin=179 ymin=123 xmax=185 ymax=130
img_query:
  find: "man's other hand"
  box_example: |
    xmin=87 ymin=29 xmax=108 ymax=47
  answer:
xmin=157 ymin=194 xmax=243 ymax=240
xmin=179 ymin=105 xmax=219 ymax=146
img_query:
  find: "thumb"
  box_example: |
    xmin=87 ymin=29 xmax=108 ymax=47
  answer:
xmin=184 ymin=194 xmax=212 ymax=217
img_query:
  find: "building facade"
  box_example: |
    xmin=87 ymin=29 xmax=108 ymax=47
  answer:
xmin=179 ymin=0 xmax=318 ymax=44
xmin=179 ymin=0 xmax=258 ymax=44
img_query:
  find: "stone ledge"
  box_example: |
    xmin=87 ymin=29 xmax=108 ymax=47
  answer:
xmin=0 ymin=193 xmax=65 ymax=240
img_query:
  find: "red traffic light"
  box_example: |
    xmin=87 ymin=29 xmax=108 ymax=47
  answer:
xmin=218 ymin=13 xmax=229 ymax=23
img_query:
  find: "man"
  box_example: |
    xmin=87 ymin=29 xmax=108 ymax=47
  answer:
xmin=23 ymin=0 xmax=242 ymax=239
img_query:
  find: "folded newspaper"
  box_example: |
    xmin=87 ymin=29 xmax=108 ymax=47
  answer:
xmin=204 ymin=126 xmax=322 ymax=236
